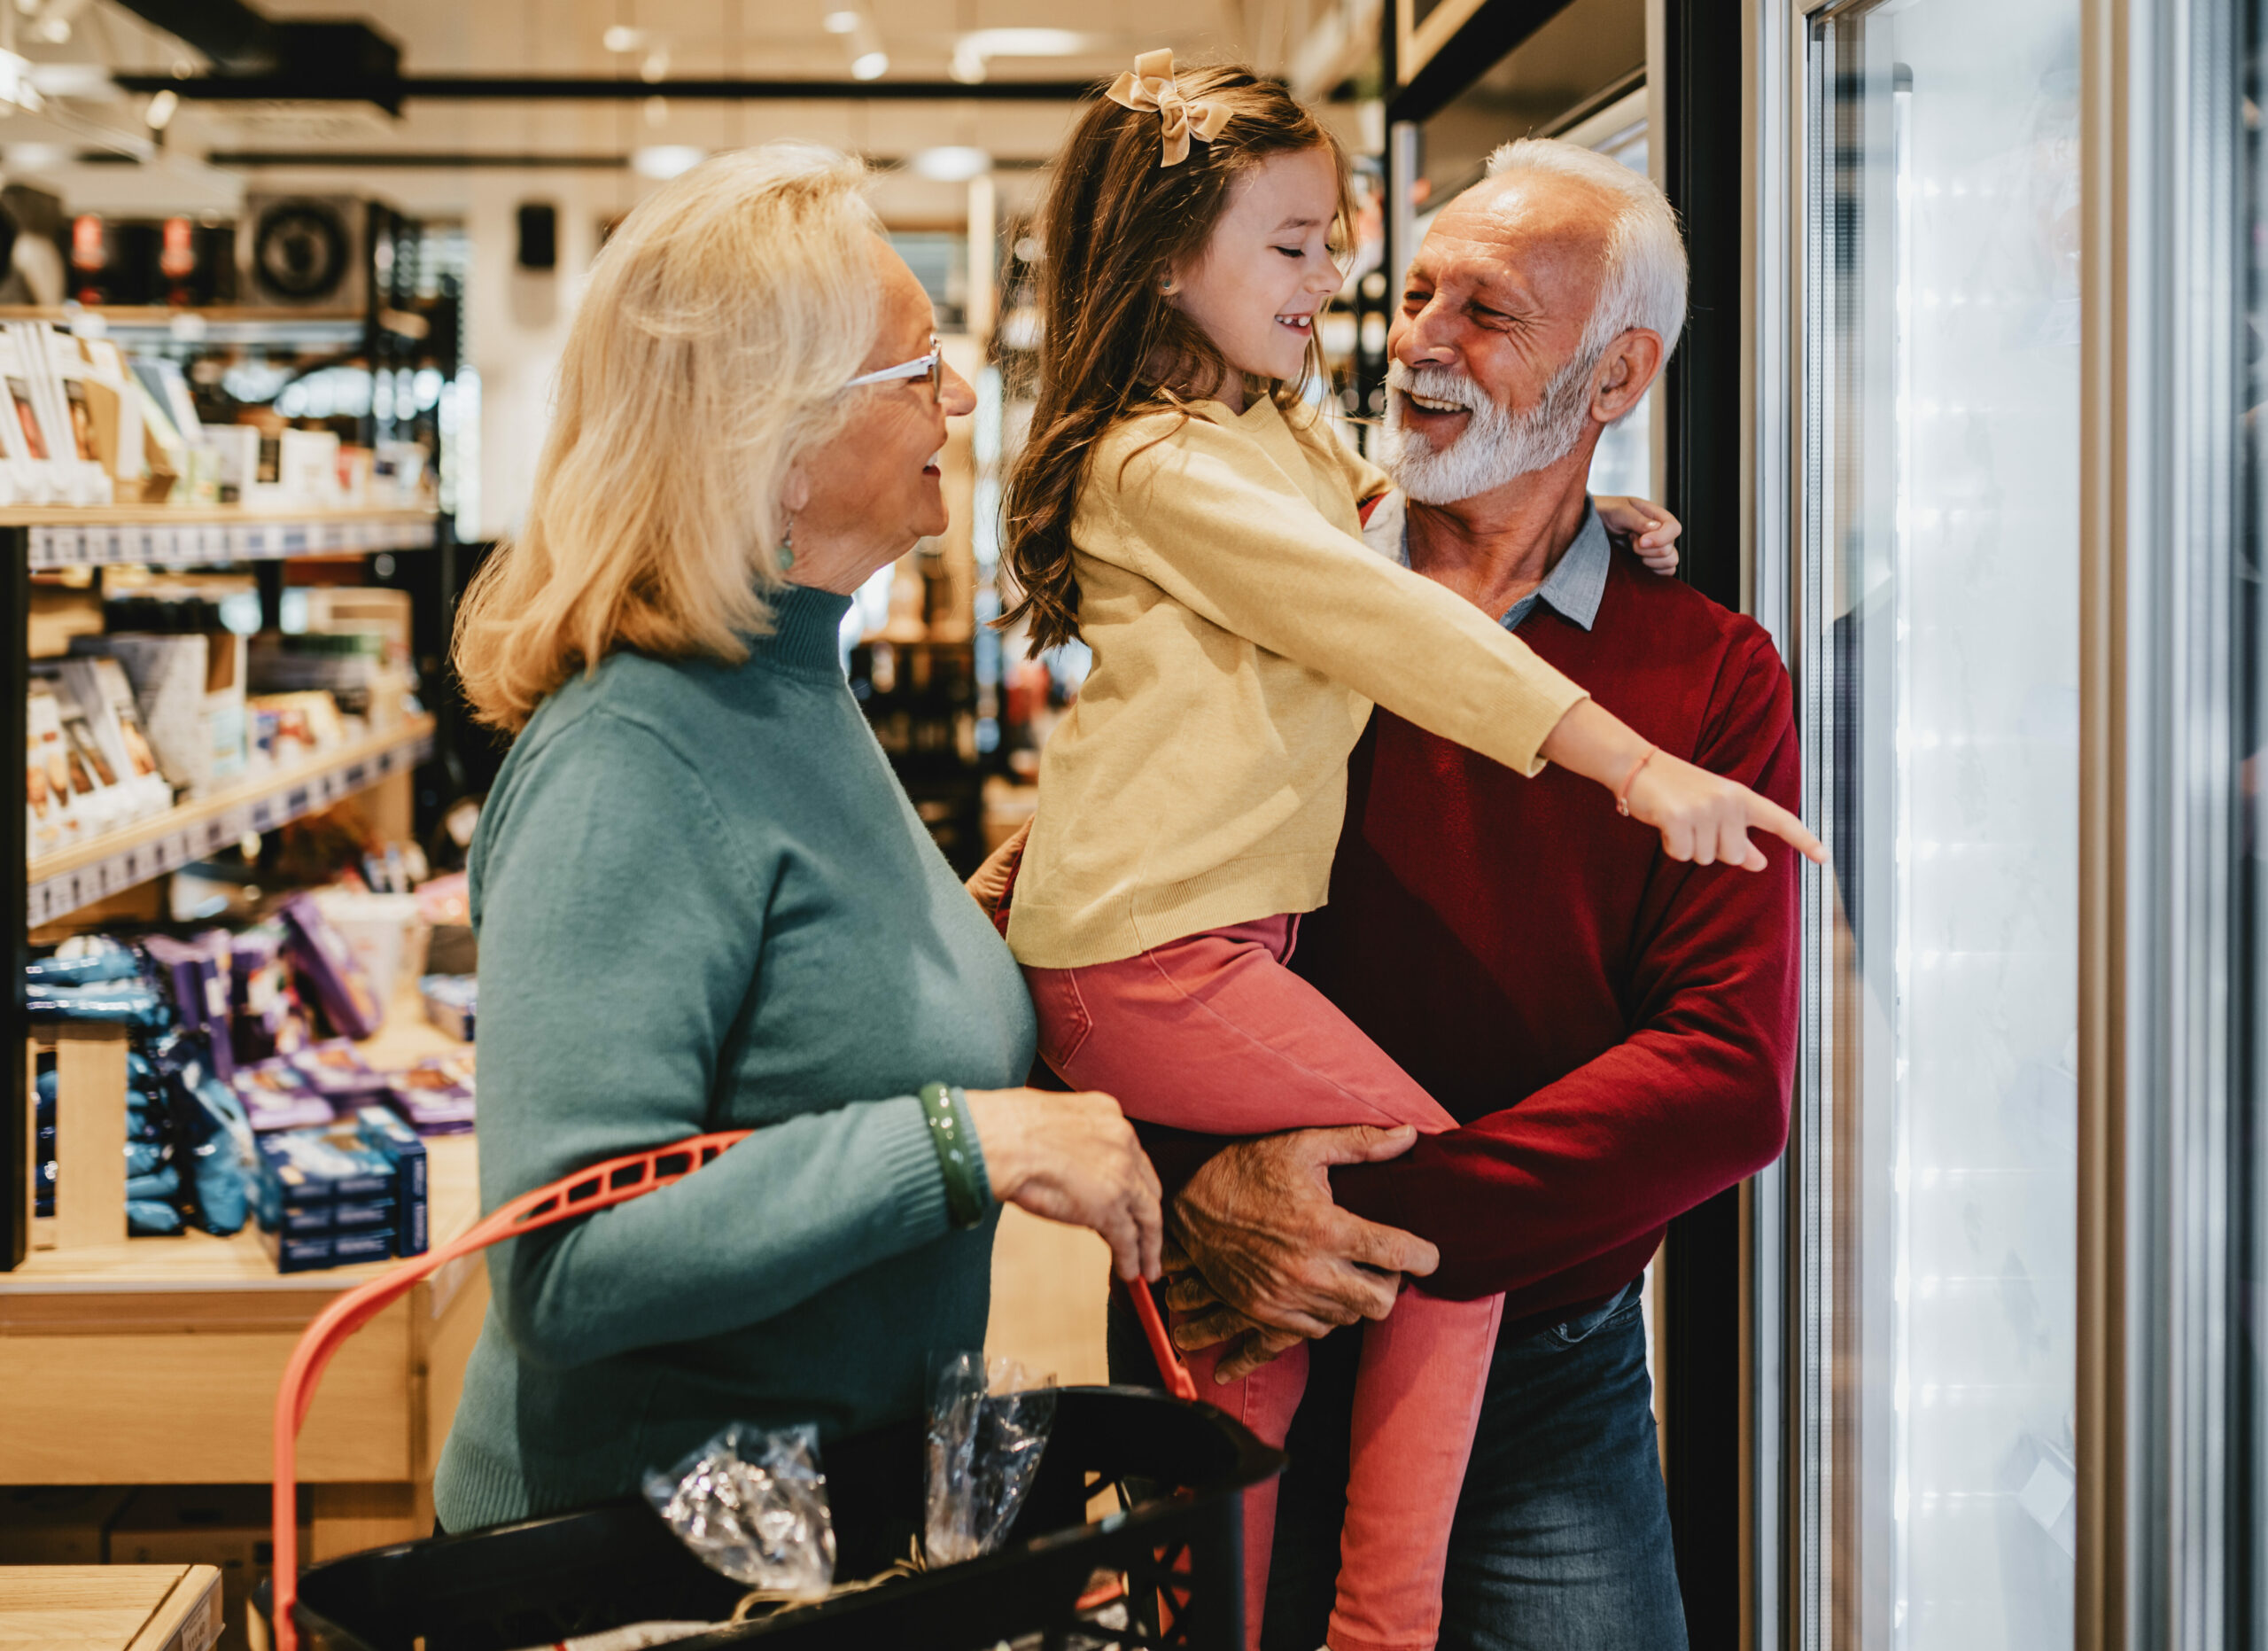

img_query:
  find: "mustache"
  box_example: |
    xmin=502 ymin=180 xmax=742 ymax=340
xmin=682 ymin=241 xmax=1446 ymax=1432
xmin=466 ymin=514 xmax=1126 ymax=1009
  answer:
xmin=1385 ymin=359 xmax=1495 ymax=416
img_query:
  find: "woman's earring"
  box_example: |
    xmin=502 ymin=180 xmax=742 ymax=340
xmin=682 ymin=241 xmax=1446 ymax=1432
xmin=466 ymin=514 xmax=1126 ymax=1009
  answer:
xmin=776 ymin=523 xmax=795 ymax=573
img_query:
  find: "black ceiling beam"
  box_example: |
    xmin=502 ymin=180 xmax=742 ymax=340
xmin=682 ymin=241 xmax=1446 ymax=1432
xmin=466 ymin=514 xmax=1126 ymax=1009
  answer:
xmin=108 ymin=0 xmax=280 ymax=74
xmin=113 ymin=74 xmax=1100 ymax=104
xmin=1386 ymin=0 xmax=1576 ymax=127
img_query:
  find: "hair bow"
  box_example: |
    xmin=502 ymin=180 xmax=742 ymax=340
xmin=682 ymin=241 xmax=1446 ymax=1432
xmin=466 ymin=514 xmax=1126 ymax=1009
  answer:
xmin=1106 ymin=49 xmax=1232 ymax=167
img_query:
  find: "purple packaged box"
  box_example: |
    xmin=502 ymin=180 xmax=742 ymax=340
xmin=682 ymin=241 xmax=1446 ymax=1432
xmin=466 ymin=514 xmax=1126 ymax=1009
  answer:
xmin=289 ymin=1039 xmax=390 ymax=1102
xmin=144 ymin=933 xmax=237 ymax=1082
xmin=278 ymin=892 xmax=384 ymax=1040
xmin=234 ymin=1056 xmax=334 ymax=1133
xmin=385 ymin=1053 xmax=475 ymax=1135
xmin=231 ymin=922 xmax=299 ymax=1063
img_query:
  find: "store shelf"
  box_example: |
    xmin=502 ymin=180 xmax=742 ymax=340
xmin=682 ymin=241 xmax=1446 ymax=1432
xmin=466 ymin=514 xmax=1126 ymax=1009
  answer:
xmin=7 ymin=506 xmax=439 ymax=571
xmin=27 ymin=714 xmax=436 ymax=926
xmin=0 ymin=985 xmax=478 ymax=1297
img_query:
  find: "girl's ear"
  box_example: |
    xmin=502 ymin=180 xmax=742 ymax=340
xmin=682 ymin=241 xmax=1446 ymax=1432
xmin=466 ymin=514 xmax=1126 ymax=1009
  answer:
xmin=781 ymin=468 xmax=812 ymax=514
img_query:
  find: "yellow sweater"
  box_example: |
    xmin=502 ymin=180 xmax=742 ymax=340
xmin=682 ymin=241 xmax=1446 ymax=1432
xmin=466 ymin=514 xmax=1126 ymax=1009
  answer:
xmin=1005 ymin=394 xmax=1590 ymax=969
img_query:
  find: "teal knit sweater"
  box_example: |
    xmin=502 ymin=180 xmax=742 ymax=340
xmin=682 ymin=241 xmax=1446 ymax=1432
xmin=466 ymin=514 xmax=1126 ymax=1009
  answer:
xmin=432 ymin=586 xmax=1037 ymax=1532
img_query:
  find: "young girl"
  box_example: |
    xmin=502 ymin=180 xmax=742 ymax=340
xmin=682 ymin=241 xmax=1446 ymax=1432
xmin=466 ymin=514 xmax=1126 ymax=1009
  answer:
xmin=1002 ymin=56 xmax=1821 ymax=1651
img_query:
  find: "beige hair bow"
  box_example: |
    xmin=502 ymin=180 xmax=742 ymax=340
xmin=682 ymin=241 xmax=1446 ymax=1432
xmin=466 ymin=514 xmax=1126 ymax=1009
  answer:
xmin=1106 ymin=49 xmax=1232 ymax=166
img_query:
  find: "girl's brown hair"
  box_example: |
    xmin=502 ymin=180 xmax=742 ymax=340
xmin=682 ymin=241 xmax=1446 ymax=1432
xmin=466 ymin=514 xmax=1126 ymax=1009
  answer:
xmin=1001 ymin=66 xmax=1349 ymax=652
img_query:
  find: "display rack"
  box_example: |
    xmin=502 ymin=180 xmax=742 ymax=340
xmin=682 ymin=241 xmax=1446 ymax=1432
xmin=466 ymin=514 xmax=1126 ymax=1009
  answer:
xmin=28 ymin=714 xmax=435 ymax=927
xmin=4 ymin=505 xmax=444 ymax=1272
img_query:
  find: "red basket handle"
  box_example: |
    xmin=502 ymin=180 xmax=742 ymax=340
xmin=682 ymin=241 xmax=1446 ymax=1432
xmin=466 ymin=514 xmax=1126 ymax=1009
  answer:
xmin=268 ymin=1128 xmax=1196 ymax=1651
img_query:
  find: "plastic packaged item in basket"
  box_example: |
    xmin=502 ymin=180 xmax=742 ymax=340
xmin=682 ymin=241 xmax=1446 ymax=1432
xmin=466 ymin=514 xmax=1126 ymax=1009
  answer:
xmin=641 ymin=1421 xmax=835 ymax=1598
xmin=923 ymin=1352 xmax=1058 ymax=1566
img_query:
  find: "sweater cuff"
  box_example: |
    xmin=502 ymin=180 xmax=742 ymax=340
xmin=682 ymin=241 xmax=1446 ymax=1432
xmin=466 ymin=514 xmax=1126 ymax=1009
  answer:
xmin=874 ymin=1094 xmax=959 ymax=1246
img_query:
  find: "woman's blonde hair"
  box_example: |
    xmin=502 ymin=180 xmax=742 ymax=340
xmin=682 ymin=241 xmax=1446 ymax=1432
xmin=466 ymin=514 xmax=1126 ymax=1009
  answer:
xmin=454 ymin=142 xmax=882 ymax=731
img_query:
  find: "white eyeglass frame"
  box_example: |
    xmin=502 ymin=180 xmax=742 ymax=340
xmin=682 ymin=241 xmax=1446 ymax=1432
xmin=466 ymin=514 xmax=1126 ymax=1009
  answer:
xmin=844 ymin=336 xmax=942 ymax=395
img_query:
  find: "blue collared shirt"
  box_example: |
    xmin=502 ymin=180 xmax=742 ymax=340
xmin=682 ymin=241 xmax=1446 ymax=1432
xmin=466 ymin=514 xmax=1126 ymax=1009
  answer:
xmin=1362 ymin=492 xmax=1612 ymax=634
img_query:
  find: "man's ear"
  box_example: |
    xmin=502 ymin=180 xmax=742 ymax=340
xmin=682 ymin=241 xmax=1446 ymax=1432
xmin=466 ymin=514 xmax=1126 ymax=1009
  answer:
xmin=1590 ymin=329 xmax=1666 ymax=424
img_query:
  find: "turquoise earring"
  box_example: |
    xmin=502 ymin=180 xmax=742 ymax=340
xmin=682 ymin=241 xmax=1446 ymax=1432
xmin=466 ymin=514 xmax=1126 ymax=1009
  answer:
xmin=776 ymin=522 xmax=795 ymax=572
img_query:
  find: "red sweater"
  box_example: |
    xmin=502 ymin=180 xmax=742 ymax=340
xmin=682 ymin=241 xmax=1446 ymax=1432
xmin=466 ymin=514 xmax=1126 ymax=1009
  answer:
xmin=1142 ymin=544 xmax=1800 ymax=1318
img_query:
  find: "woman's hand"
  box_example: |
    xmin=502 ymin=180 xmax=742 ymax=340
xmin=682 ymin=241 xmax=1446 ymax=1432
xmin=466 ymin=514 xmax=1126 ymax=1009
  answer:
xmin=1622 ymin=748 xmax=1822 ymax=870
xmin=1593 ymin=495 xmax=1682 ymax=575
xmin=963 ymin=1086 xmax=1163 ymax=1281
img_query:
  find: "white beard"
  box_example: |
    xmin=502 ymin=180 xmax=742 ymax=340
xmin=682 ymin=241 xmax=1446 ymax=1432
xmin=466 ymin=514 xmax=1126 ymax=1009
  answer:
xmin=1382 ymin=355 xmax=1596 ymax=505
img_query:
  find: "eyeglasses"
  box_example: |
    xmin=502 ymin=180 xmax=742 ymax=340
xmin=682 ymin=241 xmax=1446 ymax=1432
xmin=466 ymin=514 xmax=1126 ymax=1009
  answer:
xmin=844 ymin=336 xmax=943 ymax=401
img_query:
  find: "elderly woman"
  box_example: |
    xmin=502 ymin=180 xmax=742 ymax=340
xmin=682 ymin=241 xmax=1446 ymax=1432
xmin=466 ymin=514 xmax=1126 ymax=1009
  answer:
xmin=433 ymin=143 xmax=1161 ymax=1534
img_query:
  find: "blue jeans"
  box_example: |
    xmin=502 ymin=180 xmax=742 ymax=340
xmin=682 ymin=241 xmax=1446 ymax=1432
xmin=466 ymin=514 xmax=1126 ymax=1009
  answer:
xmin=1117 ymin=1276 xmax=1687 ymax=1650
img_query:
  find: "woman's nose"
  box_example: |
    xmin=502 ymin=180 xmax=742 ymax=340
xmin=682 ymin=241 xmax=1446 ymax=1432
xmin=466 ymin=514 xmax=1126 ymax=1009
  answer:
xmin=940 ymin=361 xmax=977 ymax=417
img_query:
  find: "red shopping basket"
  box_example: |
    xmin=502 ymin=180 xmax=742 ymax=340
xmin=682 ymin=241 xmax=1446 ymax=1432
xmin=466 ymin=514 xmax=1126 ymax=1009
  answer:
xmin=264 ymin=1130 xmax=1259 ymax=1651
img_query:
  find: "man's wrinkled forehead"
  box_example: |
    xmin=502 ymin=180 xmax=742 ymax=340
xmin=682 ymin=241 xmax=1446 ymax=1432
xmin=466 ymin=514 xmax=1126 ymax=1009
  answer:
xmin=1410 ymin=172 xmax=1615 ymax=311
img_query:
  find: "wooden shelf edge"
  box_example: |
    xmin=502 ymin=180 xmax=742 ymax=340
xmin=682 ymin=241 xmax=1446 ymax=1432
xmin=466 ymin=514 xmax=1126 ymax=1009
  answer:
xmin=27 ymin=715 xmax=436 ymax=925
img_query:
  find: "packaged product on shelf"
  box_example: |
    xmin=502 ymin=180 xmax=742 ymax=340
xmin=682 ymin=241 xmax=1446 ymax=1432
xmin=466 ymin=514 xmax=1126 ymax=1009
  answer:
xmin=248 ymin=689 xmax=345 ymax=765
xmin=197 ymin=424 xmax=260 ymax=503
xmin=419 ymin=973 xmax=476 ymax=1041
xmin=373 ymin=440 xmax=428 ymax=504
xmin=94 ymin=629 xmax=249 ymax=797
xmin=314 ymin=889 xmax=424 ymax=1004
xmin=385 ymin=1050 xmax=475 ymax=1134
xmin=0 ymin=328 xmax=58 ymax=503
xmin=277 ymin=427 xmax=342 ymax=505
xmin=34 ymin=324 xmax=113 ymax=505
xmin=75 ymin=337 xmax=154 ymax=500
xmin=26 ymin=681 xmax=80 ymax=855
xmin=353 ymin=1104 xmax=427 ymax=1256
xmin=234 ymin=1055 xmax=333 ymax=1132
xmin=287 ymin=1037 xmax=390 ymax=1105
xmin=49 ymin=656 xmax=170 ymax=823
xmin=148 ymin=1031 xmax=253 ymax=1236
xmin=144 ymin=933 xmax=237 ymax=1080
xmin=26 ymin=935 xmax=142 ymax=986
xmin=129 ymin=355 xmax=202 ymax=449
xmin=34 ymin=666 xmax=135 ymax=837
xmin=252 ymin=1125 xmax=398 ymax=1273
xmin=278 ymin=891 xmax=385 ymax=1038
xmin=229 ymin=922 xmax=304 ymax=1062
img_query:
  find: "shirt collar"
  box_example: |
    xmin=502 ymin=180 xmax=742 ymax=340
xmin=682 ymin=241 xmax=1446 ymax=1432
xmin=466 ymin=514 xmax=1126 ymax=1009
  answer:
xmin=1365 ymin=491 xmax=1612 ymax=634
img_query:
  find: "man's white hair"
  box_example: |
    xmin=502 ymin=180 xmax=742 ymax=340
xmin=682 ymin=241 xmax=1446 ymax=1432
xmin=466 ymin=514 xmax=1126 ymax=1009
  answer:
xmin=1484 ymin=137 xmax=1689 ymax=364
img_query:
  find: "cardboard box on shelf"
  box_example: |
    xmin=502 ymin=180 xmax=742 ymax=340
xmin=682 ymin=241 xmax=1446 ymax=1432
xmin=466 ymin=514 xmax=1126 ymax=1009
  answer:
xmin=92 ymin=631 xmax=248 ymax=798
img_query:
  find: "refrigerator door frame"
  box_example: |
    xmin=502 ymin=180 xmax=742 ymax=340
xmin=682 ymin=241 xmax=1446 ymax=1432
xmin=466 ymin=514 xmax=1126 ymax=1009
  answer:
xmin=1751 ymin=0 xmax=2254 ymax=1644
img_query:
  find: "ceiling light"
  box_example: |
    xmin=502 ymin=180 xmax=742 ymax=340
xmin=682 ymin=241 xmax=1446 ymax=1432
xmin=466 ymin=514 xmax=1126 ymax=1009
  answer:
xmin=641 ymin=49 xmax=669 ymax=82
xmin=950 ymin=44 xmax=986 ymax=83
xmin=850 ymin=50 xmax=889 ymax=80
xmin=913 ymin=145 xmax=990 ymax=182
xmin=144 ymin=87 xmax=177 ymax=129
xmin=822 ymin=10 xmax=861 ymax=33
xmin=33 ymin=15 xmax=66 ymax=43
xmin=602 ymin=25 xmax=646 ymax=53
xmin=633 ymin=144 xmax=703 ymax=179
xmin=960 ymin=28 xmax=1088 ymax=56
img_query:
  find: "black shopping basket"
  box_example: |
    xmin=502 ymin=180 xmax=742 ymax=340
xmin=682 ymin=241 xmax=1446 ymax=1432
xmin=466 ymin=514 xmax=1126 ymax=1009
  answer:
xmin=259 ymin=1130 xmax=1281 ymax=1651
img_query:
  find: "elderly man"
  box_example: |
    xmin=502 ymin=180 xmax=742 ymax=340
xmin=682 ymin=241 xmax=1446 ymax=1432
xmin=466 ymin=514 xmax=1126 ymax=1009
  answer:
xmin=1130 ymin=139 xmax=1800 ymax=1649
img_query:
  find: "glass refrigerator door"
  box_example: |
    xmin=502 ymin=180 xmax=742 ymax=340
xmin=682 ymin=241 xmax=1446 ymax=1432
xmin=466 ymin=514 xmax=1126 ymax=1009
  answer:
xmin=1798 ymin=1 xmax=2083 ymax=1645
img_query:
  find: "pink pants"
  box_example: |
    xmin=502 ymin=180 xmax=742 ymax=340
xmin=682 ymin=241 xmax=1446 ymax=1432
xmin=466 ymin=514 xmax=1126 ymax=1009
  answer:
xmin=1024 ymin=915 xmax=1503 ymax=1651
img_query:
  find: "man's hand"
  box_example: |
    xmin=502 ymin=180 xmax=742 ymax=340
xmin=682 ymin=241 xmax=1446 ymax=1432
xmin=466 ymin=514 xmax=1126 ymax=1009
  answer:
xmin=1167 ymin=1124 xmax=1439 ymax=1379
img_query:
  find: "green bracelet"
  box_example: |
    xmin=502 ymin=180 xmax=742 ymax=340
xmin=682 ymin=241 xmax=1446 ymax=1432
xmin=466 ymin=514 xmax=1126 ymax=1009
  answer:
xmin=918 ymin=1082 xmax=990 ymax=1230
